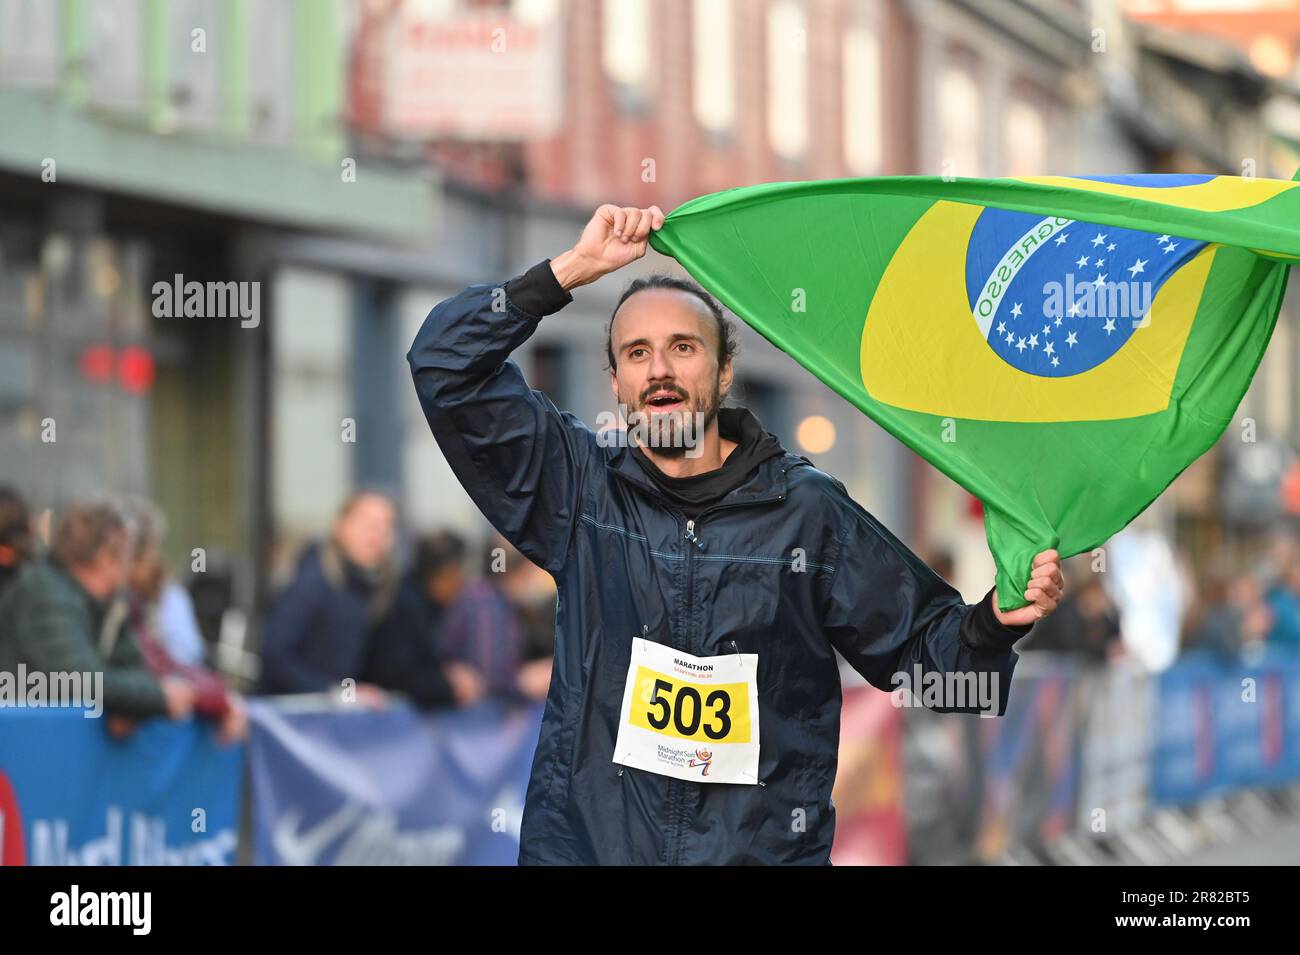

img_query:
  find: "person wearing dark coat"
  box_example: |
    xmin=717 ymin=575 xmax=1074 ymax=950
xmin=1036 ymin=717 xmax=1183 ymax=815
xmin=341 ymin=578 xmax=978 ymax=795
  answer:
xmin=365 ymin=531 xmax=485 ymax=709
xmin=407 ymin=203 xmax=1064 ymax=865
xmin=0 ymin=498 xmax=193 ymax=721
xmin=257 ymin=491 xmax=397 ymax=702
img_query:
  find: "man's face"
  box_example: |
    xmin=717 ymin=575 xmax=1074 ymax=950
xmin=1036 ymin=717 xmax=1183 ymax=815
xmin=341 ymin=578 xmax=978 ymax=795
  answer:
xmin=335 ymin=494 xmax=396 ymax=570
xmin=608 ymin=288 xmax=733 ymax=457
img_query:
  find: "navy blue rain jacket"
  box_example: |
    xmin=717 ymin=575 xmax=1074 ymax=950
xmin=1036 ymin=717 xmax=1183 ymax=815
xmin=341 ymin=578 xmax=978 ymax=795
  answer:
xmin=408 ymin=269 xmax=1029 ymax=865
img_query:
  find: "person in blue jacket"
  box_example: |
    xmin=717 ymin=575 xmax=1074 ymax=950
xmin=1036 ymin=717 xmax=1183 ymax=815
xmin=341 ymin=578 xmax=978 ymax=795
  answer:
xmin=257 ymin=490 xmax=397 ymax=704
xmin=408 ymin=203 xmax=1064 ymax=865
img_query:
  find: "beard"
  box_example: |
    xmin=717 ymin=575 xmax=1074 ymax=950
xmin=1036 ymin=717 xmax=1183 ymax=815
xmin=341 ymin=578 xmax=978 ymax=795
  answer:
xmin=620 ymin=377 xmax=722 ymax=459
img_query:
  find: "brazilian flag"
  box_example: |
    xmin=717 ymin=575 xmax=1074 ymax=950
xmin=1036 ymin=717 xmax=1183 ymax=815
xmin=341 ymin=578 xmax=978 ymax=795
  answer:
xmin=648 ymin=174 xmax=1300 ymax=612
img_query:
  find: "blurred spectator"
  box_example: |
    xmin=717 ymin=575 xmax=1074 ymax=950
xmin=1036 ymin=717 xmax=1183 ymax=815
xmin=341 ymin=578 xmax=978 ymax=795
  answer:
xmin=1186 ymin=571 xmax=1273 ymax=661
xmin=1232 ymin=574 xmax=1274 ymax=654
xmin=1253 ymin=529 xmax=1297 ymax=595
xmin=258 ymin=490 xmax=397 ymax=704
xmin=0 ymin=486 xmax=33 ymax=595
xmin=439 ymin=534 xmax=538 ymax=700
xmin=189 ymin=550 xmax=236 ymax=653
xmin=1106 ymin=527 xmax=1186 ymax=672
xmin=1021 ymin=559 xmax=1121 ymax=663
xmin=485 ymin=534 xmax=555 ymax=700
xmin=0 ymin=496 xmax=194 ymax=722
xmin=1265 ymin=561 xmax=1300 ymax=648
xmin=121 ymin=499 xmax=247 ymax=743
xmin=366 ymin=530 xmax=485 ymax=709
xmin=1185 ymin=572 xmax=1235 ymax=658
xmin=118 ymin=502 xmax=206 ymax=668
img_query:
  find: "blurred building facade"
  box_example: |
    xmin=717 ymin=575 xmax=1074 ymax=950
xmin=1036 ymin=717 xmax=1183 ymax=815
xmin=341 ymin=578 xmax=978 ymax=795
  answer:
xmin=3 ymin=0 xmax=1300 ymax=642
xmin=0 ymin=0 xmax=441 ymax=620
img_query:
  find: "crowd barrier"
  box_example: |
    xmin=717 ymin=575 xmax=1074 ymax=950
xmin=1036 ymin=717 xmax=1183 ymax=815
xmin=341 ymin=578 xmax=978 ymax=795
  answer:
xmin=245 ymin=698 xmax=541 ymax=865
xmin=2 ymin=649 xmax=1297 ymax=865
xmin=904 ymin=648 xmax=1300 ymax=863
xmin=0 ymin=709 xmax=243 ymax=865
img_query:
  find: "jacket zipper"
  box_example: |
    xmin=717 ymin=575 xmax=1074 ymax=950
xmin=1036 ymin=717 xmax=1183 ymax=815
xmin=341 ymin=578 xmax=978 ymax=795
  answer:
xmin=674 ymin=517 xmax=698 ymax=865
xmin=678 ymin=466 xmax=789 ymax=555
xmin=608 ymin=461 xmax=790 ymax=864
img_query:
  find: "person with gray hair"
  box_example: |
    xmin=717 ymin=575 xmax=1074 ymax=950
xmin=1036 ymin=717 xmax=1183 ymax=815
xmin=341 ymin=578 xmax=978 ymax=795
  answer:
xmin=0 ymin=495 xmax=195 ymax=722
xmin=120 ymin=498 xmax=206 ymax=667
xmin=120 ymin=497 xmax=247 ymax=742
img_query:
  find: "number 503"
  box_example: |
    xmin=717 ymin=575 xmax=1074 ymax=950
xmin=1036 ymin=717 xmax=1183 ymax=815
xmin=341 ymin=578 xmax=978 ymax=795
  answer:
xmin=645 ymin=678 xmax=732 ymax=740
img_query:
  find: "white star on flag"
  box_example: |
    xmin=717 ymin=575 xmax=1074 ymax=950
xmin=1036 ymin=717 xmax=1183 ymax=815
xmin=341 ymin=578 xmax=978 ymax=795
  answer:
xmin=1010 ymin=302 xmax=1023 ymax=318
xmin=1066 ymin=331 xmax=1078 ymax=347
xmin=1103 ymin=318 xmax=1116 ymax=334
xmin=1128 ymin=258 xmax=1147 ymax=276
xmin=1091 ymin=233 xmax=1107 ymax=247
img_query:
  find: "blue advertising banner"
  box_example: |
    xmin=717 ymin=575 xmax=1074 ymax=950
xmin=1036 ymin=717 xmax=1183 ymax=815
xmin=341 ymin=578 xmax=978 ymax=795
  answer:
xmin=1152 ymin=656 xmax=1219 ymax=806
xmin=246 ymin=699 xmax=542 ymax=865
xmin=0 ymin=708 xmax=244 ymax=865
xmin=1152 ymin=650 xmax=1300 ymax=806
xmin=1281 ymin=652 xmax=1300 ymax=779
xmin=1212 ymin=655 xmax=1290 ymax=791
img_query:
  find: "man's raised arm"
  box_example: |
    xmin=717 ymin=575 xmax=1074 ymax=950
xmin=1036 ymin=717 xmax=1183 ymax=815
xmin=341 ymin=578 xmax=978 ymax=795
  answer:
xmin=406 ymin=204 xmax=664 ymax=575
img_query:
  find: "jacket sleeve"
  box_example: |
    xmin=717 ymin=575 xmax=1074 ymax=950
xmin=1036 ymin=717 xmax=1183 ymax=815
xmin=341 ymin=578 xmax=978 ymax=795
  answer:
xmin=407 ymin=261 xmax=598 ymax=576
xmin=22 ymin=590 xmax=168 ymax=719
xmin=820 ymin=495 xmax=1028 ymax=716
xmin=165 ymin=653 xmax=233 ymax=719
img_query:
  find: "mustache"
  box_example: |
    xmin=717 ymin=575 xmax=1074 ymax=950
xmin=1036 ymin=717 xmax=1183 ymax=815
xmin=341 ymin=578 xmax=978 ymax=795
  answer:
xmin=640 ymin=386 xmax=688 ymax=403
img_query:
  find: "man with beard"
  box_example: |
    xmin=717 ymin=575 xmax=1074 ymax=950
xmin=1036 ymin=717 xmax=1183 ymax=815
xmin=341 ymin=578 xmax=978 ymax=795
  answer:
xmin=408 ymin=203 xmax=1063 ymax=865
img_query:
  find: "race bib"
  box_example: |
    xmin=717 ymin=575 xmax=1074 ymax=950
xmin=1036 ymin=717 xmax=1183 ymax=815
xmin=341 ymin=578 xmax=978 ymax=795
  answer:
xmin=612 ymin=637 xmax=760 ymax=785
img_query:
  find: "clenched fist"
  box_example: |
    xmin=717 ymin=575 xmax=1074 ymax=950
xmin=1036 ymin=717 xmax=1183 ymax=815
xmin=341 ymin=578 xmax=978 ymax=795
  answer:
xmin=550 ymin=204 xmax=666 ymax=292
xmin=992 ymin=548 xmax=1064 ymax=628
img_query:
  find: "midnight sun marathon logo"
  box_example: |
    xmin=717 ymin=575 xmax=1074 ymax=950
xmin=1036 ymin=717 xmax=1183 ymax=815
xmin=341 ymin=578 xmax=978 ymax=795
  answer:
xmin=965 ymin=175 xmax=1210 ymax=378
xmin=688 ymin=749 xmax=713 ymax=777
